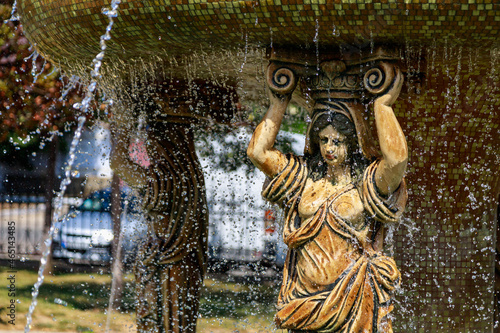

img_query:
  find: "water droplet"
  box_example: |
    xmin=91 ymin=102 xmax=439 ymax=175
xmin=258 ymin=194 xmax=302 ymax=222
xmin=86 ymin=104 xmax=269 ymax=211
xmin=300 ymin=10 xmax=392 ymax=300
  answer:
xmin=54 ymin=298 xmax=68 ymax=307
xmin=88 ymin=81 xmax=97 ymax=93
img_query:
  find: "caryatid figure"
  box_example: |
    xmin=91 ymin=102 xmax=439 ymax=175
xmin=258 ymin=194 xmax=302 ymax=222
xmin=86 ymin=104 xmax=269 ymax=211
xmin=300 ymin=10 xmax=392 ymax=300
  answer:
xmin=247 ymin=57 xmax=408 ymax=332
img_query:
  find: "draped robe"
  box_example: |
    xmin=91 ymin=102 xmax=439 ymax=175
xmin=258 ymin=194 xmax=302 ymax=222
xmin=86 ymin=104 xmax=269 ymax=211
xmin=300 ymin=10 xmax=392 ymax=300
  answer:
xmin=263 ymin=154 xmax=407 ymax=333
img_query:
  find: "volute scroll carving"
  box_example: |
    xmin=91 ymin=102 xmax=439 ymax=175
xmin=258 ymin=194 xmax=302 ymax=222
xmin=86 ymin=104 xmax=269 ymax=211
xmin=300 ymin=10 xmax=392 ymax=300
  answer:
xmin=363 ymin=61 xmax=397 ymax=97
xmin=266 ymin=62 xmax=298 ymax=98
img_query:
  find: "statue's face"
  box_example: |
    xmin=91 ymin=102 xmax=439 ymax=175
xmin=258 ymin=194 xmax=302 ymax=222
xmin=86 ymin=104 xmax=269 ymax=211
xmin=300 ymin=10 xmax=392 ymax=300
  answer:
xmin=319 ymin=125 xmax=347 ymax=167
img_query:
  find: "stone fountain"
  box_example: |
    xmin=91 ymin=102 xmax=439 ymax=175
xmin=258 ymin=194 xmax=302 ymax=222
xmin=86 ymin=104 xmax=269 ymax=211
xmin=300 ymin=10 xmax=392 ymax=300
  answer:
xmin=16 ymin=0 xmax=500 ymax=332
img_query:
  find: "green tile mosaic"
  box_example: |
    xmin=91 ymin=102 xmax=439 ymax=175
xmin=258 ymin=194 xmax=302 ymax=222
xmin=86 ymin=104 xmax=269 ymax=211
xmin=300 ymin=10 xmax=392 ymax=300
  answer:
xmin=17 ymin=0 xmax=500 ymax=67
xmin=392 ymin=47 xmax=499 ymax=331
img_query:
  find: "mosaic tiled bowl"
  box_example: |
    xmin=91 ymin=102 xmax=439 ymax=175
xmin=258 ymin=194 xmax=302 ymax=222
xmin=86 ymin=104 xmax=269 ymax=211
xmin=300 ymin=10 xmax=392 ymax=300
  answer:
xmin=18 ymin=0 xmax=499 ymax=68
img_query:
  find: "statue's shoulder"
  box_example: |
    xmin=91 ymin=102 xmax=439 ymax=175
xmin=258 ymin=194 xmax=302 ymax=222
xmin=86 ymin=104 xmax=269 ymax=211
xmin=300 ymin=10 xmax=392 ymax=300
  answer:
xmin=282 ymin=153 xmax=308 ymax=173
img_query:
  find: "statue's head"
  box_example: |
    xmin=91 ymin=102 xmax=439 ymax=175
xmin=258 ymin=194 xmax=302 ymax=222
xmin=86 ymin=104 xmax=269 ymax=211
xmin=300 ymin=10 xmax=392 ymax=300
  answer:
xmin=306 ymin=111 xmax=366 ymax=181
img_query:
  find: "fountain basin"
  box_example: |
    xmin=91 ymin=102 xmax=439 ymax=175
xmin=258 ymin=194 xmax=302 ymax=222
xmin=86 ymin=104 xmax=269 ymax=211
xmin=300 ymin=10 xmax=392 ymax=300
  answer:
xmin=18 ymin=0 xmax=500 ymax=69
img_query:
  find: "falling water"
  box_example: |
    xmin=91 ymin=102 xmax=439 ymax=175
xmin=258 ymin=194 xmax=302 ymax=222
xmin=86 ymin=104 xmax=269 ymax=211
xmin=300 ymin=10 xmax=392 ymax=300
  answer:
xmin=431 ymin=42 xmax=437 ymax=74
xmin=60 ymin=75 xmax=81 ymax=101
xmin=443 ymin=41 xmax=455 ymax=118
xmin=105 ymin=198 xmax=130 ymax=333
xmin=33 ymin=60 xmax=47 ymax=83
xmin=416 ymin=46 xmax=422 ymax=75
xmin=239 ymin=31 xmax=249 ymax=73
xmin=24 ymin=116 xmax=86 ymax=333
xmin=23 ymin=0 xmax=121 ymax=330
xmin=29 ymin=51 xmax=39 ymax=80
xmin=269 ymin=27 xmax=273 ymax=49
xmin=404 ymin=41 xmax=413 ymax=104
xmin=4 ymin=0 xmax=19 ymax=22
xmin=369 ymin=28 xmax=374 ymax=55
xmin=332 ymin=23 xmax=340 ymax=37
xmin=454 ymin=46 xmax=462 ymax=108
xmin=313 ymin=18 xmax=320 ymax=71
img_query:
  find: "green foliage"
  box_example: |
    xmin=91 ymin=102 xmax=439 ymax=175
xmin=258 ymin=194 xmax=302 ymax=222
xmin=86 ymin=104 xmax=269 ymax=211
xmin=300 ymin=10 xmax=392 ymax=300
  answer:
xmin=0 ymin=3 xmax=84 ymax=162
xmin=246 ymin=102 xmax=309 ymax=135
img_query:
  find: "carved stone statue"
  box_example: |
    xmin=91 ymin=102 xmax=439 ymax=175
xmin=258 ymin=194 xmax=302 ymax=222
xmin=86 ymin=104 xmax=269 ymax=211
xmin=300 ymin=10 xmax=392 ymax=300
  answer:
xmin=247 ymin=51 xmax=408 ymax=332
xmin=111 ymin=121 xmax=208 ymax=333
xmin=108 ymin=81 xmax=236 ymax=333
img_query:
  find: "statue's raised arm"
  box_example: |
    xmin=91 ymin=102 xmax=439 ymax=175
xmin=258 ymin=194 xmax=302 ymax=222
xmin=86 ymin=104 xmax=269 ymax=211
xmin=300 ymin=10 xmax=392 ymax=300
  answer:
xmin=247 ymin=64 xmax=298 ymax=178
xmin=110 ymin=127 xmax=148 ymax=189
xmin=373 ymin=67 xmax=408 ymax=195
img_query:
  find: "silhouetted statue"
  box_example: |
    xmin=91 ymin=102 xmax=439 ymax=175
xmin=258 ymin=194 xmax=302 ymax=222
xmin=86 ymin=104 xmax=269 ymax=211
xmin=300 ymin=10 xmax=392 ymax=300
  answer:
xmin=111 ymin=121 xmax=207 ymax=333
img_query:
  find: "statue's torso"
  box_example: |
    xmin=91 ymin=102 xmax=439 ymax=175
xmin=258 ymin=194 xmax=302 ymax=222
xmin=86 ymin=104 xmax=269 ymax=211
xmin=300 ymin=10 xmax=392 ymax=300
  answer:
xmin=294 ymin=177 xmax=367 ymax=294
xmin=298 ymin=177 xmax=364 ymax=226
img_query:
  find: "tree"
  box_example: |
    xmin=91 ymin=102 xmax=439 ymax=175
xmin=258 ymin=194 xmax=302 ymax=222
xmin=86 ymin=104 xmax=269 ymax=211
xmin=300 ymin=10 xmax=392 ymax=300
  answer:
xmin=0 ymin=2 xmax=83 ymax=151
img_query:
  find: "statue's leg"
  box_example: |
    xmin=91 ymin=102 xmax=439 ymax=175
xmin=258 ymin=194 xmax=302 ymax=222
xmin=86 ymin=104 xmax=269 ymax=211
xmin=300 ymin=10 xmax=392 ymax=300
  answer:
xmin=135 ymin=219 xmax=204 ymax=333
xmin=159 ymin=251 xmax=202 ymax=333
xmin=135 ymin=252 xmax=161 ymax=333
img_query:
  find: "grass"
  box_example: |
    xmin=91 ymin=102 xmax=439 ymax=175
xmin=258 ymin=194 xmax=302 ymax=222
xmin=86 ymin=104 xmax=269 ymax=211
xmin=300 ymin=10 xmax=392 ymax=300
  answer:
xmin=0 ymin=267 xmax=285 ymax=332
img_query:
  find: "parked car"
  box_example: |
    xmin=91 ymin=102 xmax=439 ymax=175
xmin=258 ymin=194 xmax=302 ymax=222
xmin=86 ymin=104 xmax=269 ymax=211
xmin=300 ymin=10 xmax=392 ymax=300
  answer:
xmin=52 ymin=129 xmax=302 ymax=271
xmin=52 ymin=188 xmax=146 ymax=265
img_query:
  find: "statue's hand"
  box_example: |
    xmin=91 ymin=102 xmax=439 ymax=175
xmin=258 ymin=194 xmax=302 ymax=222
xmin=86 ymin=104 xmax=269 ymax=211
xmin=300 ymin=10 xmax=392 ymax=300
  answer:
xmin=374 ymin=67 xmax=403 ymax=107
xmin=267 ymin=84 xmax=292 ymax=107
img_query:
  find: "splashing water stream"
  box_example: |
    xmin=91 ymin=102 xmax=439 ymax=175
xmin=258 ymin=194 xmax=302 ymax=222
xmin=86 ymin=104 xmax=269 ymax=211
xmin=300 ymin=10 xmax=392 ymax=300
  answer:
xmin=24 ymin=116 xmax=86 ymax=332
xmin=23 ymin=0 xmax=121 ymax=330
xmin=4 ymin=0 xmax=19 ymax=22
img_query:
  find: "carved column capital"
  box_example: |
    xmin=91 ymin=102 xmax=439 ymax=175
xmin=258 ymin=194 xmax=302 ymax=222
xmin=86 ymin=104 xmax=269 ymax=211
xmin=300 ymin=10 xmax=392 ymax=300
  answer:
xmin=267 ymin=46 xmax=403 ymax=162
xmin=266 ymin=62 xmax=299 ymax=98
xmin=267 ymin=47 xmax=402 ymax=113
